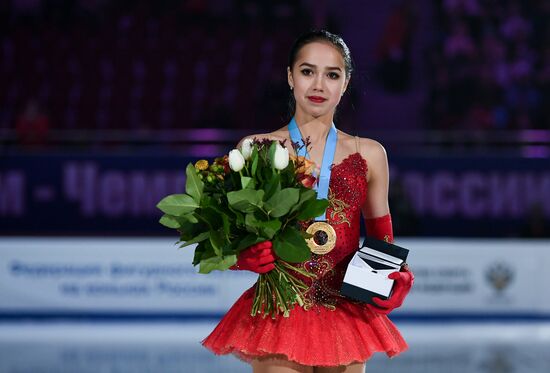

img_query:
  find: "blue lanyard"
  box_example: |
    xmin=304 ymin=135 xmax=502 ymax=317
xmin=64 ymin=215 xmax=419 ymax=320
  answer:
xmin=288 ymin=117 xmax=337 ymax=221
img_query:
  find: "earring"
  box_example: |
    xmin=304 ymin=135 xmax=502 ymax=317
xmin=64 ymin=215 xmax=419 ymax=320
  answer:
xmin=290 ymin=86 xmax=293 ymax=90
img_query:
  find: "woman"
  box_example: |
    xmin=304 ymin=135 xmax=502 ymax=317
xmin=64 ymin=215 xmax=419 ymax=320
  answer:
xmin=202 ymin=30 xmax=414 ymax=373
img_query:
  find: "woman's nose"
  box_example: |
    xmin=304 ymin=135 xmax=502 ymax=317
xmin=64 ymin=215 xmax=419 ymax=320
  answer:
xmin=312 ymin=76 xmax=324 ymax=91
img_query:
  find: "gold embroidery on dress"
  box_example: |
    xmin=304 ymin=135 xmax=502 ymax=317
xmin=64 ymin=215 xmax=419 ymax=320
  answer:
xmin=328 ymin=187 xmax=351 ymax=227
xmin=302 ymin=297 xmax=315 ymax=311
xmin=302 ymin=256 xmax=340 ymax=311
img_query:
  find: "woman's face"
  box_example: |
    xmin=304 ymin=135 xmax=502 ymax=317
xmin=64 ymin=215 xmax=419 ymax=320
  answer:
xmin=288 ymin=41 xmax=349 ymax=119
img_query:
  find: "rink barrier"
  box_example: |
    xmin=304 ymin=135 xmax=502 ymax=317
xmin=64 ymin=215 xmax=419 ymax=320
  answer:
xmin=1 ymin=237 xmax=549 ymax=320
xmin=2 ymin=312 xmax=550 ymax=322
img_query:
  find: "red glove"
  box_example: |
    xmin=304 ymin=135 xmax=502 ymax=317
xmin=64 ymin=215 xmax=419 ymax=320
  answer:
xmin=364 ymin=213 xmax=394 ymax=243
xmin=367 ymin=265 xmax=414 ymax=315
xmin=230 ymin=241 xmax=276 ymax=274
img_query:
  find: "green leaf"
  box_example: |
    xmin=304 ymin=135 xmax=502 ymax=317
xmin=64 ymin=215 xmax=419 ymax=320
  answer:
xmin=200 ymin=194 xmax=214 ymax=208
xmin=251 ymin=147 xmax=259 ymax=176
xmin=200 ymin=206 xmax=223 ymax=230
xmin=176 ymin=213 xmax=198 ymax=224
xmin=221 ymin=213 xmax=231 ymax=238
xmin=167 ymin=212 xmax=199 ymax=225
xmin=263 ymin=172 xmax=281 ymax=201
xmin=157 ymin=194 xmax=199 ymax=216
xmin=264 ymin=188 xmax=300 ymax=218
xmin=222 ymin=238 xmax=239 ymax=256
xmin=235 ymin=234 xmax=266 ymax=252
xmin=192 ymin=242 xmax=206 ymax=265
xmin=296 ymin=198 xmax=329 ymax=220
xmin=272 ymin=226 xmax=311 ymax=263
xmin=268 ymin=141 xmax=277 ymax=167
xmin=209 ymin=230 xmax=225 ymax=256
xmin=300 ymin=188 xmax=317 ymax=203
xmin=258 ymin=219 xmax=282 ymax=239
xmin=179 ymin=231 xmax=210 ymax=248
xmin=233 ymin=209 xmax=245 ymax=227
xmin=244 ymin=213 xmax=260 ymax=234
xmin=240 ymin=176 xmax=255 ymax=189
xmin=185 ymin=163 xmax=204 ymax=203
xmin=227 ymin=189 xmax=264 ymax=213
xmin=199 ymin=254 xmax=237 ymax=274
xmin=159 ymin=214 xmax=180 ymax=229
xmin=289 ymin=188 xmax=316 ymax=214
xmin=195 ymin=240 xmax=216 ymax=266
xmin=177 ymin=217 xmax=209 ymax=241
xmin=284 ymin=158 xmax=296 ymax=175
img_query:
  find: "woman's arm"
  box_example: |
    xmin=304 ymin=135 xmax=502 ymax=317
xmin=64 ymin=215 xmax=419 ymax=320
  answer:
xmin=359 ymin=139 xmax=394 ymax=243
xmin=359 ymin=139 xmax=414 ymax=314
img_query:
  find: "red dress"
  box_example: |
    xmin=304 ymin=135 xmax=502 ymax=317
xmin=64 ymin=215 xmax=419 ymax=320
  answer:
xmin=202 ymin=153 xmax=408 ymax=367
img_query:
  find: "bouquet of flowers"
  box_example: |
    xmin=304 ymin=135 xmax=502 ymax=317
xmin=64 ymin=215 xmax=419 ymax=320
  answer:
xmin=156 ymin=138 xmax=327 ymax=318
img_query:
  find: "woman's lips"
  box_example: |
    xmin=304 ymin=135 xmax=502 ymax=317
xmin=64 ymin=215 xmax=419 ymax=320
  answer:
xmin=307 ymin=96 xmax=327 ymax=103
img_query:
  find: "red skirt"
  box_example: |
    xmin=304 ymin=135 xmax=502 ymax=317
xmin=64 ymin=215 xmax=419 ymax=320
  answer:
xmin=202 ymin=286 xmax=408 ymax=367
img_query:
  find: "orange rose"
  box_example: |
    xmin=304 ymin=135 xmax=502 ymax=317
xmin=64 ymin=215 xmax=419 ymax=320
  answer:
xmin=297 ymin=173 xmax=317 ymax=189
xmin=290 ymin=155 xmax=316 ymax=175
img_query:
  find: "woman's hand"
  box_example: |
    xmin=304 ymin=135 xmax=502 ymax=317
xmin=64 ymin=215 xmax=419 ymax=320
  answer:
xmin=231 ymin=241 xmax=276 ymax=274
xmin=367 ymin=265 xmax=414 ymax=315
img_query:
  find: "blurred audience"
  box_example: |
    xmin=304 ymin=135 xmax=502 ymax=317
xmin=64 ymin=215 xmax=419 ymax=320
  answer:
xmin=0 ymin=0 xmax=309 ymax=133
xmin=1 ymin=0 xmax=548 ymax=136
xmin=375 ymin=1 xmax=416 ymax=93
xmin=15 ymin=98 xmax=50 ymax=148
xmin=427 ymin=0 xmax=549 ymax=130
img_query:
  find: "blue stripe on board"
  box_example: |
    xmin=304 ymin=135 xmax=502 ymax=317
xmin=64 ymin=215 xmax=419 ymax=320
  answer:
xmin=390 ymin=313 xmax=550 ymax=322
xmin=2 ymin=312 xmax=550 ymax=322
xmin=0 ymin=312 xmax=225 ymax=322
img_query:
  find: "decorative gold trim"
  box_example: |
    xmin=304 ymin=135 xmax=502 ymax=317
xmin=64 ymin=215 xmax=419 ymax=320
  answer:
xmin=303 ymin=298 xmax=314 ymax=311
xmin=328 ymin=188 xmax=351 ymax=227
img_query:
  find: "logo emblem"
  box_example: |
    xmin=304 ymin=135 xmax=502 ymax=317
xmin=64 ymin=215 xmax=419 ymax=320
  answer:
xmin=485 ymin=262 xmax=514 ymax=293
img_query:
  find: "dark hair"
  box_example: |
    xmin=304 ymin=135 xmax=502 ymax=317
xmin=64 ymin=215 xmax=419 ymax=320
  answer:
xmin=288 ymin=30 xmax=353 ymax=79
xmin=287 ymin=30 xmax=354 ymax=118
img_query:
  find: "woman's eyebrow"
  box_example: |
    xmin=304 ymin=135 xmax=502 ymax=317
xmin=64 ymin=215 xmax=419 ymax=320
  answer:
xmin=299 ymin=62 xmax=342 ymax=71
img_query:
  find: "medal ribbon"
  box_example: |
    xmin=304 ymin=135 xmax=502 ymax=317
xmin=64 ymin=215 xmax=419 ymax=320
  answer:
xmin=288 ymin=116 xmax=337 ymax=221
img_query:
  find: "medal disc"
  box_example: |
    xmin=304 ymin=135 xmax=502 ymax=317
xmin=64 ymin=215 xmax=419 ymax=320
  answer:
xmin=306 ymin=222 xmax=336 ymax=255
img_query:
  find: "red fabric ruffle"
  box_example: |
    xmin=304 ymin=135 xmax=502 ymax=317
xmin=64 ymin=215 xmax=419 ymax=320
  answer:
xmin=202 ymin=286 xmax=408 ymax=367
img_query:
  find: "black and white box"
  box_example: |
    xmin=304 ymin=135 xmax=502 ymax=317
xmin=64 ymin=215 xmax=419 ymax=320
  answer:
xmin=340 ymin=237 xmax=409 ymax=305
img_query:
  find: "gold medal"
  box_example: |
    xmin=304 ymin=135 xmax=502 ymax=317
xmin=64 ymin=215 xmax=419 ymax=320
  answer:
xmin=306 ymin=221 xmax=336 ymax=255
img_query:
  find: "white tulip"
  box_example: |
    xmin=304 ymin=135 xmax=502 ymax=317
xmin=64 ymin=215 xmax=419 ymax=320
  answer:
xmin=228 ymin=149 xmax=245 ymax=172
xmin=272 ymin=143 xmax=289 ymax=170
xmin=241 ymin=138 xmax=253 ymax=160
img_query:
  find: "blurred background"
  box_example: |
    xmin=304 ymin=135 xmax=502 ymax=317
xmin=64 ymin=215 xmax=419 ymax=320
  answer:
xmin=0 ymin=0 xmax=549 ymax=372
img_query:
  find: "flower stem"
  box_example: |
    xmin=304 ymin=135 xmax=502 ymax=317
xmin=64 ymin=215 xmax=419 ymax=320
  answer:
xmin=250 ymin=260 xmax=315 ymax=319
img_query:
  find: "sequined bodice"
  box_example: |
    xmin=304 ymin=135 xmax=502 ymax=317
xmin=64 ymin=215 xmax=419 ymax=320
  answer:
xmin=298 ymin=152 xmax=368 ymax=310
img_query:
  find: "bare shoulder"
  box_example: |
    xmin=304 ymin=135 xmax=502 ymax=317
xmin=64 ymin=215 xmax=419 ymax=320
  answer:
xmin=341 ymin=132 xmax=388 ymax=181
xmin=336 ymin=130 xmax=388 ymax=162
xmin=359 ymin=137 xmax=388 ymax=164
xmin=365 ymin=138 xmax=389 ymax=182
xmin=334 ymin=129 xmax=359 ymax=155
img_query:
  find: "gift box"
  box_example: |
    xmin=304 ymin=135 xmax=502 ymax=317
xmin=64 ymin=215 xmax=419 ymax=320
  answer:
xmin=340 ymin=237 xmax=409 ymax=305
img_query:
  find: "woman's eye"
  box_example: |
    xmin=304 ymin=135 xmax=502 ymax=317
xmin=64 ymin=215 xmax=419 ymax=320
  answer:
xmin=301 ymin=69 xmax=313 ymax=76
xmin=328 ymin=72 xmax=340 ymax=79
